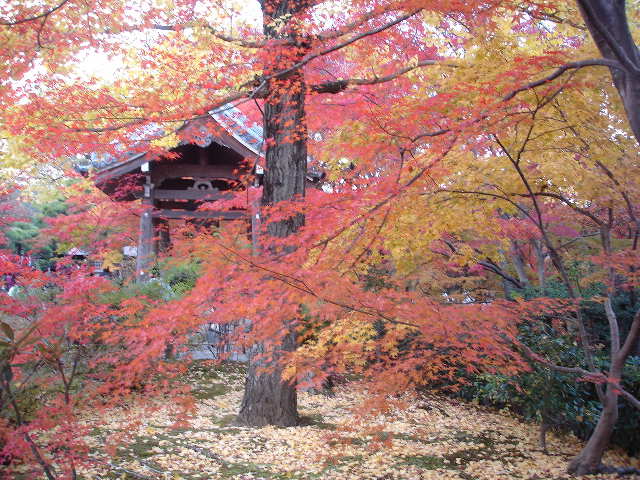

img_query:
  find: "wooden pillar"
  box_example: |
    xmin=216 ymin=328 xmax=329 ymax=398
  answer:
xmin=136 ymin=204 xmax=154 ymax=282
xmin=250 ymin=192 xmax=260 ymax=255
xmin=136 ymin=163 xmax=155 ymax=282
xmin=154 ymin=217 xmax=171 ymax=253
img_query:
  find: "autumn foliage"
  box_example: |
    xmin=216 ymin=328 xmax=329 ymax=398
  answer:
xmin=1 ymin=0 xmax=640 ymax=478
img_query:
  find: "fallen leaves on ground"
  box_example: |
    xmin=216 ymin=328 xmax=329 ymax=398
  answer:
xmin=78 ymin=363 xmax=639 ymax=480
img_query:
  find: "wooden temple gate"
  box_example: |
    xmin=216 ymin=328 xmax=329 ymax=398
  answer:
xmin=89 ymin=108 xmax=265 ymax=281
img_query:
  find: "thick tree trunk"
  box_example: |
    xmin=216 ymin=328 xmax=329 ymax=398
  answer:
xmin=568 ymin=388 xmax=619 ymax=475
xmin=577 ymin=0 xmax=640 ymax=143
xmin=237 ymin=330 xmax=298 ymax=426
xmin=235 ymin=0 xmax=309 ymax=428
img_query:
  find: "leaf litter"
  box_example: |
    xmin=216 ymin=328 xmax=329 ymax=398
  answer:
xmin=78 ymin=363 xmax=639 ymax=480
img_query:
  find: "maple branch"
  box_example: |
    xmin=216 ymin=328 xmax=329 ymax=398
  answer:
xmin=313 ymin=138 xmax=457 ymax=250
xmin=517 ymin=5 xmax=587 ymax=31
xmin=435 ymin=188 xmax=537 ymax=225
xmin=269 ymin=9 xmax=422 ymax=82
xmin=310 ymin=59 xmax=445 ymax=94
xmin=512 ymin=191 xmax=604 ymax=226
xmin=202 ymin=27 xmax=267 ymax=49
xmin=594 ymin=159 xmax=640 ymax=233
xmin=2 ymin=371 xmax=57 ymax=479
xmin=495 ymin=127 xmax=607 ymax=402
xmin=405 ymin=61 xmax=615 ymax=145
xmin=346 ymin=204 xmax=393 ymax=271
xmin=152 ymin=23 xmax=267 ymax=48
xmin=0 ymin=0 xmax=71 ymax=25
xmin=501 ymin=58 xmax=623 ymax=102
xmin=439 ymin=238 xmax=525 ymax=290
xmin=517 ymin=340 xmax=601 ymax=378
xmin=67 ymin=91 xmax=249 ymax=133
xmin=316 ymin=9 xmax=391 ymax=41
xmin=477 ymin=260 xmax=525 ymax=290
xmin=210 ymin=239 xmax=420 ymax=329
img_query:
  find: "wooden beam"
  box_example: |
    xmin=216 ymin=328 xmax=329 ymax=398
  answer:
xmin=151 ymin=164 xmax=244 ymax=184
xmin=153 ymin=189 xmax=234 ymax=201
xmin=152 ymin=209 xmax=246 ymax=220
xmin=95 ymin=153 xmax=147 ymax=184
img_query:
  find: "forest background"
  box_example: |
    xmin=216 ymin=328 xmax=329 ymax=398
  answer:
xmin=0 ymin=0 xmax=640 ymax=478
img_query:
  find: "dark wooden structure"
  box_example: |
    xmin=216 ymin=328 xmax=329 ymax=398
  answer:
xmin=89 ymin=109 xmax=265 ymax=281
xmin=82 ymin=105 xmax=325 ymax=282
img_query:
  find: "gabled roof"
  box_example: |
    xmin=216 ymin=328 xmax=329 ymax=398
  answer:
xmin=76 ymin=104 xmax=265 ymax=184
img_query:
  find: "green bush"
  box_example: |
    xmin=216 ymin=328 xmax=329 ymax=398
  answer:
xmin=460 ymin=327 xmax=640 ymax=456
xmin=161 ymin=260 xmax=201 ymax=297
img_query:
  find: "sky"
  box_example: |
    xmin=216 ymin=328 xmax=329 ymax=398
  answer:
xmin=77 ymin=0 xmax=263 ymax=81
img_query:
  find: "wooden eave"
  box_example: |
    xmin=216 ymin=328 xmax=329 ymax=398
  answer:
xmin=94 ymin=115 xmax=263 ymax=186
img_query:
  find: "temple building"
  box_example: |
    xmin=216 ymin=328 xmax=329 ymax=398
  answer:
xmin=78 ymin=104 xmax=324 ymax=281
xmin=79 ymin=106 xmax=264 ymax=281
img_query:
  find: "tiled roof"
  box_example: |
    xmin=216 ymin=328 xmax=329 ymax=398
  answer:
xmin=210 ymin=104 xmax=264 ymax=156
xmin=76 ymin=104 xmax=264 ymax=175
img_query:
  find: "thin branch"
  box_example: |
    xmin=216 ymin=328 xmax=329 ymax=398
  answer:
xmin=0 ymin=0 xmax=70 ymax=25
xmin=316 ymin=9 xmax=391 ymax=41
xmin=314 ymin=138 xmax=457 ymax=249
xmin=152 ymin=23 xmax=267 ymax=48
xmin=269 ymin=9 xmax=422 ymax=83
xmin=434 ymin=188 xmax=537 ymax=224
xmin=517 ymin=341 xmax=601 ymax=378
xmin=477 ymin=260 xmax=525 ymax=290
xmin=310 ymin=59 xmax=447 ymax=94
xmin=512 ymin=191 xmax=604 ymax=226
xmin=501 ymin=58 xmax=623 ymax=102
xmin=619 ymin=385 xmax=640 ymax=410
xmin=618 ymin=309 xmax=640 ymax=361
xmin=211 ymin=239 xmax=421 ymax=329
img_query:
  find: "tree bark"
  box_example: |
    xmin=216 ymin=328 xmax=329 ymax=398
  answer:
xmin=509 ymin=240 xmax=530 ymax=287
xmin=568 ymin=387 xmax=619 ymax=475
xmin=577 ymin=0 xmax=640 ymax=143
xmin=235 ymin=0 xmax=310 ymax=428
xmin=237 ymin=330 xmax=298 ymax=426
xmin=568 ymin=308 xmax=640 ymax=473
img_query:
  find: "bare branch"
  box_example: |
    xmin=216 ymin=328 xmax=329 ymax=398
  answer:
xmin=517 ymin=341 xmax=602 ymax=378
xmin=512 ymin=190 xmax=604 ymax=226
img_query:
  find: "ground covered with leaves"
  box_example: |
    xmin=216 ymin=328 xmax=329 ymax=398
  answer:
xmin=79 ymin=362 xmax=638 ymax=480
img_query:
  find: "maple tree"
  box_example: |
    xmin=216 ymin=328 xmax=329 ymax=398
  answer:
xmin=1 ymin=0 xmax=640 ymax=478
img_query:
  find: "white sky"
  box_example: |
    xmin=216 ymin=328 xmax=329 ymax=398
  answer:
xmin=76 ymin=0 xmax=263 ymax=81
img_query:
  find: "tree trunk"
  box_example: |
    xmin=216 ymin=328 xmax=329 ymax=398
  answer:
xmin=568 ymin=387 xmax=619 ymax=475
xmin=509 ymin=240 xmax=530 ymax=287
xmin=532 ymin=239 xmax=546 ymax=289
xmin=577 ymin=0 xmax=640 ymax=143
xmin=235 ymin=0 xmax=309 ymax=428
xmin=237 ymin=330 xmax=298 ymax=426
